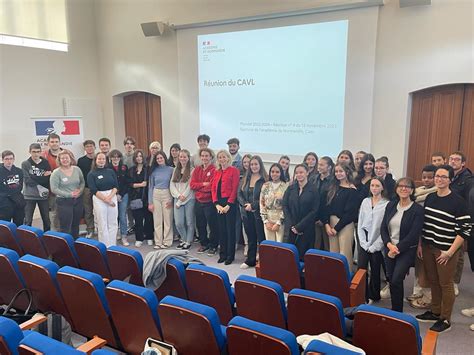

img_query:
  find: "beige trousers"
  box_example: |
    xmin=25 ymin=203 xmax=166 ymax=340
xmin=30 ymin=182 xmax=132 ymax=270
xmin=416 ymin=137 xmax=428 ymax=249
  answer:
xmin=152 ymin=189 xmax=174 ymax=247
xmin=263 ymin=224 xmax=285 ymax=243
xmin=328 ymin=216 xmax=355 ymax=268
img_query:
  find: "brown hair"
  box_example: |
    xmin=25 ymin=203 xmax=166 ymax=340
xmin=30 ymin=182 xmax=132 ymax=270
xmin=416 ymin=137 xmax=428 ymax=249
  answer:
xmin=172 ymin=149 xmax=192 ymax=183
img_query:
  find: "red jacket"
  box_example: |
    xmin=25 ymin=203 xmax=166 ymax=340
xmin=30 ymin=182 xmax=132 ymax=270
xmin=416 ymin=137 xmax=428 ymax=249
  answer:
xmin=190 ymin=164 xmax=216 ymax=203
xmin=211 ymin=166 xmax=240 ymax=204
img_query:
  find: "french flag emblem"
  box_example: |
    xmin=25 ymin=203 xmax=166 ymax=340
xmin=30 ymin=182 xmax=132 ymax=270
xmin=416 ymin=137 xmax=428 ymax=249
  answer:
xmin=35 ymin=120 xmax=80 ymax=136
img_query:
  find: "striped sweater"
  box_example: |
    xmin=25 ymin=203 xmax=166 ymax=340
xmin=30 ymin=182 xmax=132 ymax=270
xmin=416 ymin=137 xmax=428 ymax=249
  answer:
xmin=422 ymin=192 xmax=471 ymax=251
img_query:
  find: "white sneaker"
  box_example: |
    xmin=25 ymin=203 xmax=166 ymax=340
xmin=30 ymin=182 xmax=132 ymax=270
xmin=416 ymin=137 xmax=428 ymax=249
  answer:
xmin=135 ymin=241 xmax=143 ymax=247
xmin=454 ymin=284 xmax=459 ymax=297
xmin=85 ymin=232 xmax=94 ymax=239
xmin=240 ymin=263 xmax=250 ymax=270
xmin=470 ymin=324 xmax=474 ymax=331
xmin=116 ymin=235 xmax=122 ymax=241
xmin=147 ymin=240 xmax=154 ymax=246
xmin=153 ymin=245 xmax=161 ymax=249
xmin=380 ymin=284 xmax=391 ymax=299
xmin=461 ymin=307 xmax=474 ymax=317
xmin=122 ymin=237 xmax=130 ymax=246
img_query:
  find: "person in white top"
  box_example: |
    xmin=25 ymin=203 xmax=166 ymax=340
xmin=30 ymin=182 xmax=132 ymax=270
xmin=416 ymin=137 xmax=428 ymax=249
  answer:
xmin=357 ymin=177 xmax=389 ymax=302
xmin=170 ymin=149 xmax=195 ymax=249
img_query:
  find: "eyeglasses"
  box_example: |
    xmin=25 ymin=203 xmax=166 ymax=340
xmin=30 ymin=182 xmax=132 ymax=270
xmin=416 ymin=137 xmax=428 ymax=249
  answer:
xmin=30 ymin=150 xmax=42 ymax=154
xmin=449 ymin=157 xmax=462 ymax=162
xmin=434 ymin=175 xmax=450 ymax=180
xmin=125 ymin=142 xmax=134 ymax=145
xmin=397 ymin=184 xmax=413 ymax=190
xmin=111 ymin=156 xmax=121 ymax=159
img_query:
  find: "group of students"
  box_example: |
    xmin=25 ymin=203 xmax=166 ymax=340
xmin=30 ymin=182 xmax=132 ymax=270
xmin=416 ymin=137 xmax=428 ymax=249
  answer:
xmin=0 ymin=133 xmax=473 ymax=334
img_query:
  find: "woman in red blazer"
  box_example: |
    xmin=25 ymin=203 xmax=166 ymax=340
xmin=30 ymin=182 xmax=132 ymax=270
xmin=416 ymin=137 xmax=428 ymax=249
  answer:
xmin=212 ymin=149 xmax=240 ymax=265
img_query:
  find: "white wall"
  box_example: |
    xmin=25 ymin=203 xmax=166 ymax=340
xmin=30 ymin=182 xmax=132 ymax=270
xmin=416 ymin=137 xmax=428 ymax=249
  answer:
xmin=371 ymin=0 xmax=474 ymax=175
xmin=0 ymin=0 xmax=102 ymax=162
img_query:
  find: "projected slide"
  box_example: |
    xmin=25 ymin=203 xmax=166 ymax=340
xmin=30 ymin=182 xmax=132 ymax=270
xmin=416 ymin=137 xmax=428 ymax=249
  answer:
xmin=198 ymin=20 xmax=348 ymax=157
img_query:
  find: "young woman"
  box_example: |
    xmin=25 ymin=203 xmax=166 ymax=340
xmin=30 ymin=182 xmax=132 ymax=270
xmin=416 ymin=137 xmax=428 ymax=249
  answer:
xmin=170 ymin=149 xmax=195 ymax=250
xmin=314 ymin=156 xmax=334 ymax=251
xmin=146 ymin=141 xmax=161 ymax=167
xmin=322 ymin=162 xmax=359 ymax=267
xmin=357 ymin=177 xmax=389 ymax=302
xmin=167 ymin=143 xmax=181 ymax=168
xmin=129 ymin=150 xmax=154 ymax=247
xmin=303 ymin=152 xmax=318 ymax=182
xmin=355 ymin=154 xmax=376 ymax=200
xmin=50 ymin=151 xmax=84 ymax=239
xmin=211 ymin=150 xmax=240 ymax=265
xmin=381 ymin=177 xmax=424 ymax=312
xmin=417 ymin=165 xmax=471 ymax=333
xmin=87 ymin=152 xmax=118 ymax=247
xmin=109 ymin=149 xmax=130 ymax=246
xmin=148 ymin=151 xmax=174 ymax=249
xmin=260 ymin=163 xmax=288 ymax=243
xmin=278 ymin=155 xmax=291 ymax=182
xmin=337 ymin=150 xmax=356 ymax=172
xmin=283 ymin=164 xmax=320 ymax=258
xmin=354 ymin=150 xmax=367 ymax=171
xmin=239 ymin=153 xmax=252 ymax=256
xmin=238 ymin=155 xmax=268 ymax=269
xmin=375 ymin=157 xmax=396 ymax=199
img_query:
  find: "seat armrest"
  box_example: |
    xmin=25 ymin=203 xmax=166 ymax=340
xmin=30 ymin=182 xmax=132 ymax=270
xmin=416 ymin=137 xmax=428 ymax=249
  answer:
xmin=20 ymin=314 xmax=48 ymax=330
xmin=349 ymin=269 xmax=366 ymax=307
xmin=421 ymin=330 xmax=438 ymax=355
xmin=255 ymin=262 xmax=261 ymax=278
xmin=76 ymin=336 xmax=107 ymax=354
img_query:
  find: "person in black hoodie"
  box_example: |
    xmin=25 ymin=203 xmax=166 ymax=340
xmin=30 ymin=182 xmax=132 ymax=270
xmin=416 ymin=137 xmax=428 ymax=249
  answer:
xmin=283 ymin=163 xmax=320 ymax=258
xmin=0 ymin=150 xmax=25 ymax=226
xmin=381 ymin=177 xmax=424 ymax=312
xmin=109 ymin=149 xmax=130 ymax=246
xmin=22 ymin=143 xmax=51 ymax=231
xmin=313 ymin=156 xmax=334 ymax=251
xmin=238 ymin=155 xmax=268 ymax=269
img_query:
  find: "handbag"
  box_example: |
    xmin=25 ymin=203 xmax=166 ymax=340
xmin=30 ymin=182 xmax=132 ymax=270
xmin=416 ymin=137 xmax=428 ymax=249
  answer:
xmin=130 ymin=171 xmax=146 ymax=210
xmin=1 ymin=288 xmax=36 ymax=324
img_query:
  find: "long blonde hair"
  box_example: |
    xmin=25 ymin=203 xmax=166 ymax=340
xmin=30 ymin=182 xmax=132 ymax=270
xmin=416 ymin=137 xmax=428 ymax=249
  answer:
xmin=171 ymin=149 xmax=191 ymax=182
xmin=216 ymin=150 xmax=232 ymax=170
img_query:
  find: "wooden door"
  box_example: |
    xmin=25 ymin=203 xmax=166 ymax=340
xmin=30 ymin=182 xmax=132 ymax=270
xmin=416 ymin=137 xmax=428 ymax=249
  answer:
xmin=407 ymin=85 xmax=465 ymax=182
xmin=460 ymin=85 xmax=474 ymax=171
xmin=124 ymin=92 xmax=163 ymax=151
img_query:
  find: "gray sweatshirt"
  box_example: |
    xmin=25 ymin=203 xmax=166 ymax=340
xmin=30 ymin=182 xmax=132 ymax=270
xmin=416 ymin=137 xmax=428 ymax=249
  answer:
xmin=357 ymin=197 xmax=389 ymax=253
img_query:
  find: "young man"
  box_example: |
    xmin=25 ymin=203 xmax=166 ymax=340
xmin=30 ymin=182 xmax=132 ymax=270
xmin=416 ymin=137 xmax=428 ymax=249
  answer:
xmin=374 ymin=157 xmax=396 ymax=199
xmin=431 ymin=152 xmax=446 ymax=167
xmin=416 ymin=165 xmax=471 ymax=333
xmin=122 ymin=136 xmax=136 ymax=169
xmin=77 ymin=140 xmax=96 ymax=238
xmin=191 ymin=134 xmax=212 ymax=168
xmin=0 ymin=150 xmax=25 ymax=226
xmin=409 ymin=164 xmax=437 ymax=309
xmin=448 ymin=151 xmax=473 ymax=295
xmin=227 ymin=137 xmax=242 ymax=170
xmin=22 ymin=143 xmax=52 ymax=231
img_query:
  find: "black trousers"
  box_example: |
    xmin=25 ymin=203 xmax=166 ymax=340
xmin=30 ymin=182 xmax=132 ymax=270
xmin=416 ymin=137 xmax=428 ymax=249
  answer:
xmin=217 ymin=203 xmax=237 ymax=261
xmin=56 ymin=197 xmax=83 ymax=239
xmin=288 ymin=227 xmax=315 ymax=260
xmin=0 ymin=203 xmax=25 ymax=227
xmin=24 ymin=199 xmax=51 ymax=231
xmin=132 ymin=207 xmax=154 ymax=241
xmin=242 ymin=211 xmax=265 ymax=266
xmin=195 ymin=201 xmax=218 ymax=249
xmin=468 ymin=237 xmax=474 ymax=272
xmin=357 ymin=246 xmax=383 ymax=301
xmin=384 ymin=247 xmax=417 ymax=312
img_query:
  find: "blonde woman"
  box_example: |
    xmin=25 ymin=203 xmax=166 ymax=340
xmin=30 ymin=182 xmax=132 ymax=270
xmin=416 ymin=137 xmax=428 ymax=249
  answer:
xmin=260 ymin=163 xmax=288 ymax=243
xmin=211 ymin=150 xmax=240 ymax=265
xmin=146 ymin=141 xmax=162 ymax=167
xmin=50 ymin=151 xmax=84 ymax=239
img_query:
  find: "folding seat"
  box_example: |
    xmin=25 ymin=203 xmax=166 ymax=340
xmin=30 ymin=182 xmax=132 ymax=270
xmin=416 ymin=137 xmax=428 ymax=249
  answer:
xmin=352 ymin=304 xmax=438 ymax=355
xmin=226 ymin=316 xmax=299 ymax=355
xmin=42 ymin=231 xmax=80 ymax=267
xmin=0 ymin=247 xmax=28 ymax=311
xmin=0 ymin=220 xmax=23 ymax=255
xmin=235 ymin=275 xmax=287 ymax=329
xmin=56 ymin=266 xmax=120 ymax=349
xmin=287 ymin=289 xmax=347 ymax=338
xmin=74 ymin=238 xmax=111 ymax=279
xmin=154 ymin=258 xmax=188 ymax=300
xmin=16 ymin=226 xmax=48 ymax=259
xmin=304 ymin=249 xmax=366 ymax=308
xmin=304 ymin=339 xmax=361 ymax=355
xmin=158 ymin=295 xmax=227 ymax=355
xmin=257 ymin=240 xmax=303 ymax=292
xmin=17 ymin=255 xmax=74 ymax=327
xmin=185 ymin=264 xmax=235 ymax=324
xmin=106 ymin=280 xmax=161 ymax=355
xmin=0 ymin=315 xmax=106 ymax=355
xmin=106 ymin=246 xmax=143 ymax=285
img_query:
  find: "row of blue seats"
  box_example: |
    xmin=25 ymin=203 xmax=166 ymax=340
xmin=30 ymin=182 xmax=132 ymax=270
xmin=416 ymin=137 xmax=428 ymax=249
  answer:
xmin=0 ymin=247 xmax=437 ymax=355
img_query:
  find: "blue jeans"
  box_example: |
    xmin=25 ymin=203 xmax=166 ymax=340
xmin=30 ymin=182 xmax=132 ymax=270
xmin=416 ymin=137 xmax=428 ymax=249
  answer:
xmin=173 ymin=198 xmax=195 ymax=244
xmin=118 ymin=193 xmax=129 ymax=236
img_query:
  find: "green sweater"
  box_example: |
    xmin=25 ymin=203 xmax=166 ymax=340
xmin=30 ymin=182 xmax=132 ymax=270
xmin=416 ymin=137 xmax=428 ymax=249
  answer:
xmin=50 ymin=166 xmax=85 ymax=198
